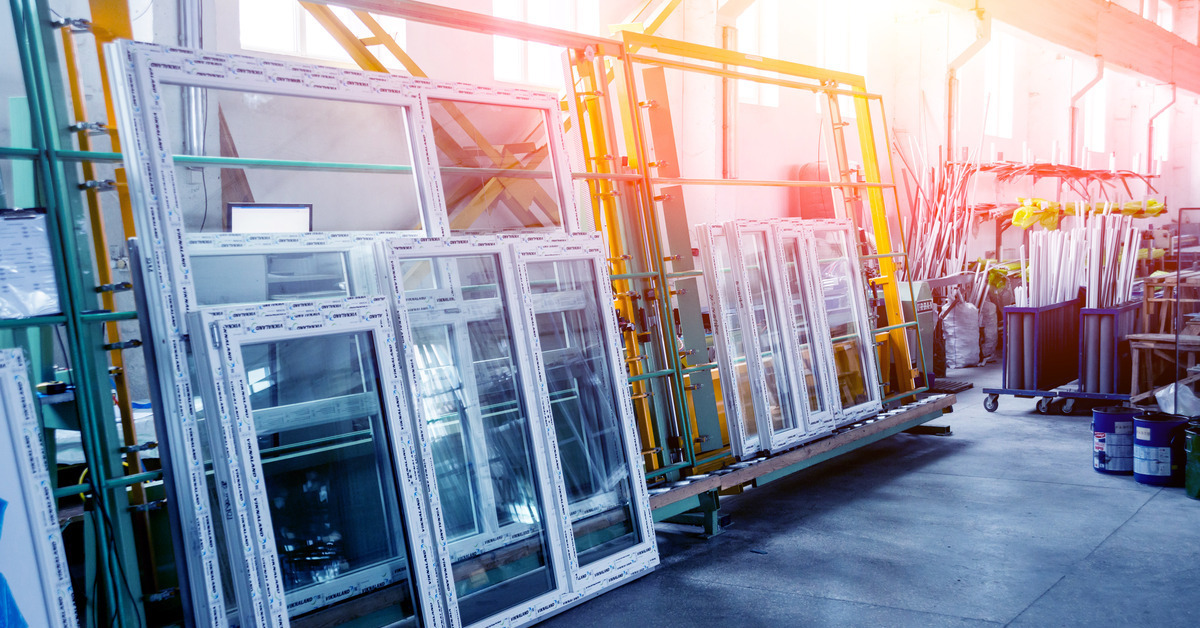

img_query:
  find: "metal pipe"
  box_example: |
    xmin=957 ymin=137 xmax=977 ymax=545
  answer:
xmin=627 ymin=54 xmax=880 ymax=98
xmin=1098 ymin=316 xmax=1114 ymax=394
xmin=177 ymin=0 xmax=205 ymax=157
xmin=651 ymin=176 xmax=892 ymax=189
xmin=1069 ymin=56 xmax=1105 ymax=166
xmin=1008 ymin=312 xmax=1023 ymax=389
xmin=721 ymin=24 xmax=737 ymax=179
xmin=946 ymin=9 xmax=991 ymax=158
xmin=13 ymin=0 xmax=131 ymax=620
xmin=1086 ymin=315 xmax=1100 ymax=392
xmin=1147 ymin=83 xmax=1176 ymax=174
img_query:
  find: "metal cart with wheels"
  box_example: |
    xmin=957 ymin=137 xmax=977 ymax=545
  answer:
xmin=982 ymin=299 xmax=1082 ymax=413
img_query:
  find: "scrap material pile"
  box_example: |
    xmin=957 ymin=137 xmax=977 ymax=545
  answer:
xmin=1014 ymin=213 xmax=1139 ymax=308
xmin=894 ymin=146 xmax=977 ymax=281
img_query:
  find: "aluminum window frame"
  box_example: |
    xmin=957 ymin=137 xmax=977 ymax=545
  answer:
xmin=510 ymin=232 xmax=658 ymax=593
xmin=0 ymin=350 xmax=78 ymax=628
xmin=385 ymin=234 xmax=572 ymax=628
xmin=190 ymin=297 xmax=451 ymax=628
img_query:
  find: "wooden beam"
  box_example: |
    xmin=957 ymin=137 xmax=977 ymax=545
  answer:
xmin=938 ymin=0 xmax=1200 ymax=94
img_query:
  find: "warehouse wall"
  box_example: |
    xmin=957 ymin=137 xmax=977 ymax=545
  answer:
xmin=36 ymin=0 xmax=1200 ymax=244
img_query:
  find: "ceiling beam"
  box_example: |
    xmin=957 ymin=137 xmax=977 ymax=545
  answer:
xmin=938 ymin=0 xmax=1200 ymax=94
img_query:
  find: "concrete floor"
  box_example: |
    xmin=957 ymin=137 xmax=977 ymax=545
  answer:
xmin=542 ymin=364 xmax=1200 ymax=627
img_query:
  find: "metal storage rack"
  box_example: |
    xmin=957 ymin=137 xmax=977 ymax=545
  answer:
xmin=2 ymin=1 xmax=151 ymax=625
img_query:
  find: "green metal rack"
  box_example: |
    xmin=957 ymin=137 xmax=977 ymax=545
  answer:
xmin=4 ymin=1 xmax=151 ymax=625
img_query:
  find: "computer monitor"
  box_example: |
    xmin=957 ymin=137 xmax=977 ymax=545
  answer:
xmin=225 ymin=203 xmax=313 ymax=233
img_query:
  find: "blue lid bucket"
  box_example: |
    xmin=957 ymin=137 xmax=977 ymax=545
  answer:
xmin=1092 ymin=406 xmax=1140 ymax=475
xmin=1134 ymin=412 xmax=1190 ymax=486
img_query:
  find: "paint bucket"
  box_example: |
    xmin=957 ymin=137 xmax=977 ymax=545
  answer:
xmin=1185 ymin=421 xmax=1200 ymax=500
xmin=1092 ymin=406 xmax=1140 ymax=474
xmin=1133 ymin=412 xmax=1189 ymax=487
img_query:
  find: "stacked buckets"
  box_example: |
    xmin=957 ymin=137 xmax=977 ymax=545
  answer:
xmin=1093 ymin=408 xmax=1200 ymax=497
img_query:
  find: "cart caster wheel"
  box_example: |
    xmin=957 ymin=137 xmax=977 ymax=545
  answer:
xmin=984 ymin=395 xmax=999 ymax=413
xmin=1061 ymin=398 xmax=1076 ymax=415
xmin=1037 ymin=398 xmax=1052 ymax=414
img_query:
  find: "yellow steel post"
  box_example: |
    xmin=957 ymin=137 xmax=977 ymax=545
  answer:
xmin=853 ymin=91 xmax=916 ymax=394
xmin=62 ymin=1 xmax=148 ymax=509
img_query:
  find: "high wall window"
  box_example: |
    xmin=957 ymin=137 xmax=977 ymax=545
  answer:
xmin=1157 ymin=0 xmax=1174 ymax=31
xmin=984 ymin=31 xmax=1015 ymax=139
xmin=817 ymin=2 xmax=868 ymax=117
xmin=1083 ymin=76 xmax=1107 ymax=154
xmin=735 ymin=0 xmax=779 ymax=107
xmin=493 ymin=0 xmax=599 ymax=87
xmin=239 ymin=0 xmax=406 ymax=67
xmin=1153 ymin=107 xmax=1171 ymax=168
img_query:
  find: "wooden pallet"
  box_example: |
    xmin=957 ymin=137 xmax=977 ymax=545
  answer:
xmin=1128 ymin=333 xmax=1200 ymax=402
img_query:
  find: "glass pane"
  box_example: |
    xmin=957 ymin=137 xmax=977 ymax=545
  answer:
xmin=527 ymin=258 xmax=640 ymax=566
xmin=240 ymin=332 xmax=417 ymax=622
xmin=0 ymin=0 xmax=32 ymax=149
xmin=428 ymin=99 xmax=562 ymax=232
xmin=782 ymin=237 xmax=826 ymax=414
xmin=813 ymin=229 xmax=873 ymax=408
xmin=405 ymin=254 xmax=555 ymax=624
xmin=191 ymin=251 xmax=355 ymax=306
xmin=160 ymin=84 xmax=422 ymax=234
xmin=711 ymin=232 xmax=756 ymax=443
xmin=165 ymin=86 xmax=414 ymax=166
xmin=0 ymin=158 xmax=37 ymax=210
xmin=173 ymin=165 xmax=422 ymax=233
xmin=739 ymin=230 xmax=797 ymax=433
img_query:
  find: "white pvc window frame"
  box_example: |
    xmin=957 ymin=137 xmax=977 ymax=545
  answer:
xmin=693 ymin=223 xmax=759 ymax=459
xmin=770 ymin=220 xmax=838 ymax=436
xmin=510 ymin=232 xmax=658 ymax=592
xmin=185 ymin=233 xmax=384 ymax=307
xmin=802 ymin=219 xmax=884 ymax=424
xmin=0 ymin=350 xmax=78 ymax=628
xmin=106 ymin=41 xmax=584 ymax=625
xmin=724 ymin=219 xmax=815 ymax=452
xmin=385 ymin=234 xmax=571 ymax=628
xmin=697 ymin=218 xmax=884 ymax=457
xmin=423 ymin=91 xmax=582 ymax=234
xmin=190 ymin=297 xmax=452 ymax=628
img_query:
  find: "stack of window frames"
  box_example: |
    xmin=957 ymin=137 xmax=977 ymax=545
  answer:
xmin=108 ymin=41 xmax=655 ymax=627
xmin=696 ymin=218 xmax=882 ymax=459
